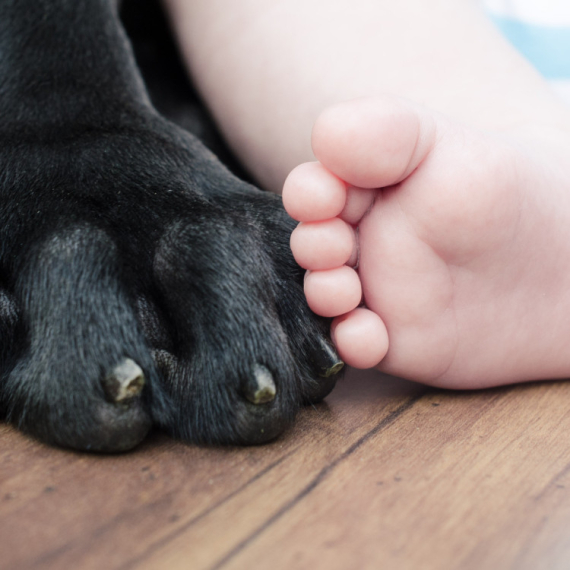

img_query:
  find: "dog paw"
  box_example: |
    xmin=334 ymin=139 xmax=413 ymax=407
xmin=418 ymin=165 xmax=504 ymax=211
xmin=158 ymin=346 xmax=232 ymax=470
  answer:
xmin=0 ymin=112 xmax=342 ymax=451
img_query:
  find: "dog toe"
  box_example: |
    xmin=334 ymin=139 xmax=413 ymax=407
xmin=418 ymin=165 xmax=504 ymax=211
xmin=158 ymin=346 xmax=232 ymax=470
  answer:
xmin=2 ymin=226 xmax=161 ymax=452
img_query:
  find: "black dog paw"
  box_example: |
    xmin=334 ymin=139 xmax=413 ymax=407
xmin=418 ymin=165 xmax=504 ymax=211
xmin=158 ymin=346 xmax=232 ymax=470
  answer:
xmin=0 ymin=0 xmax=343 ymax=452
xmin=0 ymin=109 xmax=343 ymax=452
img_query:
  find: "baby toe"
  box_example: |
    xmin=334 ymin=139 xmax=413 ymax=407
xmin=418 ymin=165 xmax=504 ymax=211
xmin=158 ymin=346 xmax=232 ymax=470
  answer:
xmin=282 ymin=162 xmax=347 ymax=222
xmin=304 ymin=266 xmax=362 ymax=317
xmin=290 ymin=218 xmax=356 ymax=270
xmin=340 ymin=186 xmax=377 ymax=225
xmin=331 ymin=308 xmax=389 ymax=369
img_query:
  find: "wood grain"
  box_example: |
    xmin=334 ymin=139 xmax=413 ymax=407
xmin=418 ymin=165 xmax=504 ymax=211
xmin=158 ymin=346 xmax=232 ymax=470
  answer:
xmin=2 ymin=368 xmax=570 ymax=570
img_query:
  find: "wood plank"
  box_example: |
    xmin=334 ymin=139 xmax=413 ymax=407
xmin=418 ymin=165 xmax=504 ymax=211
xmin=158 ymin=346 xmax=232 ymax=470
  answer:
xmin=219 ymin=380 xmax=570 ymax=570
xmin=4 ymin=369 xmax=570 ymax=570
xmin=0 ymin=368 xmax=425 ymax=570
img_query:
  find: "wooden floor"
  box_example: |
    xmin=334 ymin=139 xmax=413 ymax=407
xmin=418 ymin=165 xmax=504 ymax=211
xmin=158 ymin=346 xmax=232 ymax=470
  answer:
xmin=3 ymin=368 xmax=570 ymax=570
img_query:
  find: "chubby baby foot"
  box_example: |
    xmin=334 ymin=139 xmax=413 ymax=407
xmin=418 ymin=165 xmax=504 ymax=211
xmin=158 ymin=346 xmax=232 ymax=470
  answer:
xmin=284 ymin=96 xmax=570 ymax=389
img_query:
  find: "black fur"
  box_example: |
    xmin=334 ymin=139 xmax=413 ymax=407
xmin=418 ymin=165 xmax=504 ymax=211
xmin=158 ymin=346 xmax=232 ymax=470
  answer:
xmin=0 ymin=0 xmax=343 ymax=451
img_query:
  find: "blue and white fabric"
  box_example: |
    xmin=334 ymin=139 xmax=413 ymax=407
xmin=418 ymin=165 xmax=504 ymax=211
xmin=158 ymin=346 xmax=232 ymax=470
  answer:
xmin=481 ymin=0 xmax=570 ymax=105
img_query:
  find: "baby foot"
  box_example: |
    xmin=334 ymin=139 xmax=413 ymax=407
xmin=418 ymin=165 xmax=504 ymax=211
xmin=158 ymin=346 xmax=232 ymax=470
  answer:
xmin=283 ymin=96 xmax=570 ymax=389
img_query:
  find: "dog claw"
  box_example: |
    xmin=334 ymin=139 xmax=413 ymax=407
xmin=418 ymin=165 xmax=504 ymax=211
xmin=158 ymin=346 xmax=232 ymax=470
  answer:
xmin=315 ymin=338 xmax=344 ymax=377
xmin=244 ymin=364 xmax=276 ymax=405
xmin=102 ymin=358 xmax=145 ymax=402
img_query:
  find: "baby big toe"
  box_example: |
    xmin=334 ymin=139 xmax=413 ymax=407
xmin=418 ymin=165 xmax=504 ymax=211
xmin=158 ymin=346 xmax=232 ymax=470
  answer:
xmin=312 ymin=96 xmax=436 ymax=189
